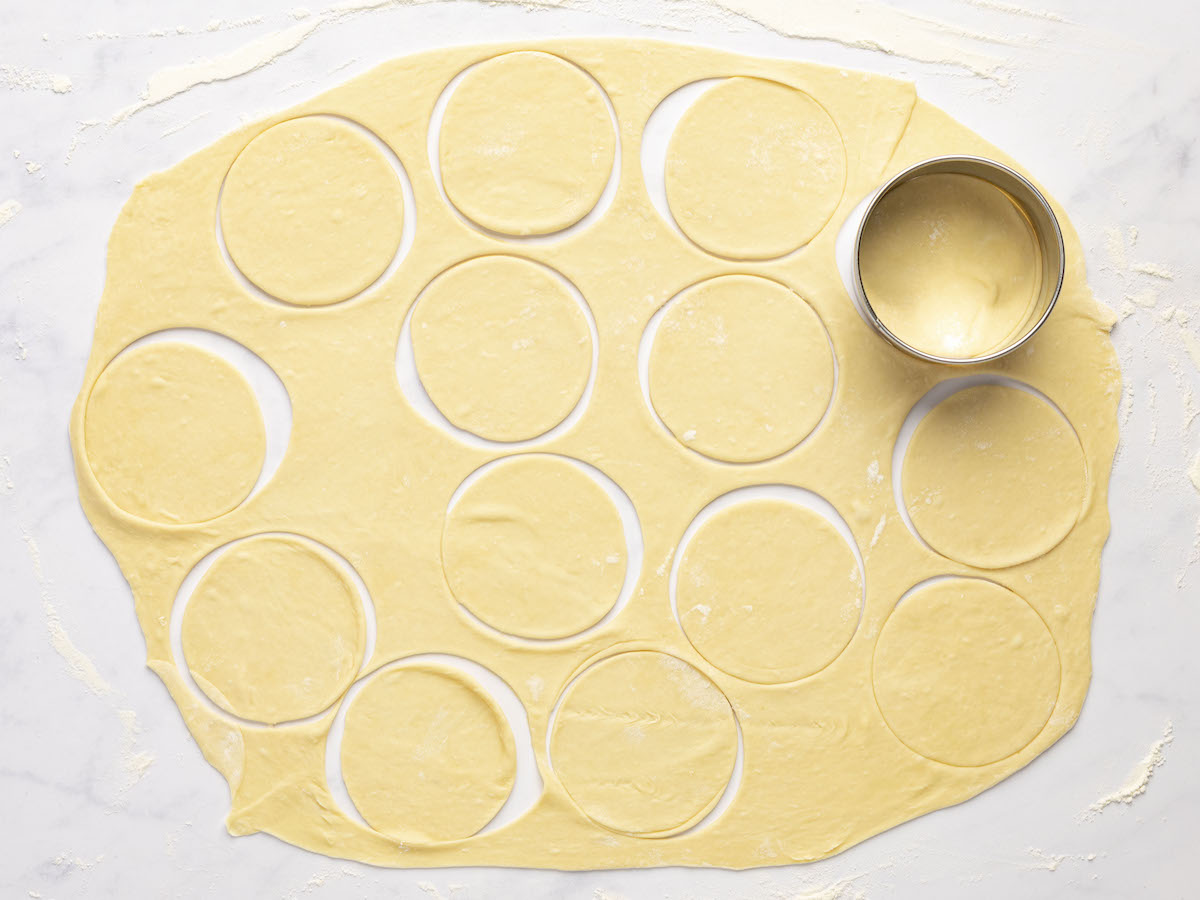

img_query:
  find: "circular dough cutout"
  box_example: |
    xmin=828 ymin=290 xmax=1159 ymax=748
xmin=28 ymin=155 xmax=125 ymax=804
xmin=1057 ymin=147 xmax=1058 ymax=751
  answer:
xmin=872 ymin=578 xmax=1060 ymax=767
xmin=550 ymin=651 xmax=737 ymax=835
xmin=665 ymin=77 xmax=846 ymax=259
xmin=902 ymin=384 xmax=1086 ymax=568
xmin=678 ymin=499 xmax=861 ymax=683
xmin=439 ymin=52 xmax=616 ymax=236
xmin=442 ymin=456 xmax=626 ymax=639
xmin=340 ymin=663 xmax=516 ymax=842
xmin=85 ymin=342 xmax=265 ymax=524
xmin=412 ymin=256 xmax=592 ymax=442
xmin=648 ymin=275 xmax=834 ymax=462
xmin=220 ymin=116 xmax=404 ymax=306
xmin=181 ymin=535 xmax=365 ymax=724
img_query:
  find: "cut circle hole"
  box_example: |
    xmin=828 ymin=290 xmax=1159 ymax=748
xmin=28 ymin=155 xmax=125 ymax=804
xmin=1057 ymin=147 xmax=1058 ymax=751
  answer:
xmin=171 ymin=533 xmax=376 ymax=727
xmin=434 ymin=51 xmax=618 ymax=238
xmin=548 ymin=650 xmax=740 ymax=837
xmin=442 ymin=454 xmax=639 ymax=641
xmin=660 ymin=76 xmax=846 ymax=260
xmin=640 ymin=274 xmax=835 ymax=463
xmin=673 ymin=493 xmax=863 ymax=685
xmin=896 ymin=380 xmax=1087 ymax=569
xmin=85 ymin=337 xmax=274 ymax=525
xmin=408 ymin=255 xmax=593 ymax=443
xmin=218 ymin=114 xmax=414 ymax=307
xmin=872 ymin=576 xmax=1061 ymax=767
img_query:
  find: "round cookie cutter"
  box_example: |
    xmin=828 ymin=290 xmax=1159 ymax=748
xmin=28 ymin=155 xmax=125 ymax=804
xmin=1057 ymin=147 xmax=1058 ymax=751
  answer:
xmin=851 ymin=155 xmax=1066 ymax=365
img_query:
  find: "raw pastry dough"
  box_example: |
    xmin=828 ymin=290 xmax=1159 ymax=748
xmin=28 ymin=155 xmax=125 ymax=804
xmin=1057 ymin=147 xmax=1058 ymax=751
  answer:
xmin=549 ymin=651 xmax=738 ymax=836
xmin=647 ymin=274 xmax=833 ymax=462
xmin=666 ymin=77 xmax=846 ymax=259
xmin=858 ymin=173 xmax=1041 ymax=358
xmin=340 ymin=663 xmax=516 ymax=842
xmin=219 ymin=116 xmax=404 ymax=306
xmin=70 ymin=41 xmax=1119 ymax=870
xmin=411 ymin=255 xmax=591 ymax=441
xmin=442 ymin=454 xmax=626 ymax=639
xmin=872 ymin=578 xmax=1060 ymax=767
xmin=182 ymin=535 xmax=365 ymax=724
xmin=439 ymin=51 xmax=615 ymax=235
xmin=84 ymin=342 xmax=265 ymax=524
xmin=902 ymin=384 xmax=1087 ymax=569
xmin=677 ymin=499 xmax=861 ymax=684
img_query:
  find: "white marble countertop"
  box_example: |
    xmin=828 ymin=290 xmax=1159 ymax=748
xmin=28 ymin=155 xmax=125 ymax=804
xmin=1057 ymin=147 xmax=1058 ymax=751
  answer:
xmin=2 ymin=1 xmax=1197 ymax=897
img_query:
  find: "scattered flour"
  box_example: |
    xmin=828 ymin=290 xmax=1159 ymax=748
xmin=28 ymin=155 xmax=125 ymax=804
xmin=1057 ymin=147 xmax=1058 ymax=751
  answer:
xmin=0 ymin=64 xmax=71 ymax=93
xmin=0 ymin=198 xmax=22 ymax=228
xmin=1085 ymin=721 xmax=1173 ymax=817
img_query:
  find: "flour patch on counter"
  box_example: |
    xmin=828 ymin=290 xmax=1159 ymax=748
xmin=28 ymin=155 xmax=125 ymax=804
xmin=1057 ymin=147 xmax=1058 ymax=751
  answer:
xmin=1084 ymin=721 xmax=1174 ymax=818
xmin=0 ymin=199 xmax=22 ymax=228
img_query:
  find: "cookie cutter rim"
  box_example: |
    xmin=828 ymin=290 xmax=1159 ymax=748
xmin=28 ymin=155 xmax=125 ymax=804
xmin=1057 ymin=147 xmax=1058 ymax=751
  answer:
xmin=851 ymin=155 xmax=1066 ymax=366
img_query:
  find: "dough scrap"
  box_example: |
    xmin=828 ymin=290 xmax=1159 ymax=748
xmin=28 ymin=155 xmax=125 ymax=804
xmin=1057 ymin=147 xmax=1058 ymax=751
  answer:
xmin=220 ymin=116 xmax=404 ymax=306
xmin=440 ymin=51 xmax=615 ymax=235
xmin=872 ymin=578 xmax=1060 ymax=767
xmin=340 ymin=663 xmax=516 ymax=842
xmin=412 ymin=255 xmax=591 ymax=442
xmin=84 ymin=342 xmax=265 ymax=524
xmin=69 ymin=42 xmax=1119 ymax=870
xmin=182 ymin=535 xmax=364 ymax=724
xmin=903 ymin=384 xmax=1087 ymax=569
xmin=859 ymin=173 xmax=1041 ymax=359
xmin=648 ymin=274 xmax=834 ymax=462
xmin=666 ymin=77 xmax=846 ymax=259
xmin=678 ymin=499 xmax=861 ymax=684
xmin=550 ymin=651 xmax=738 ymax=836
xmin=442 ymin=455 xmax=626 ymax=639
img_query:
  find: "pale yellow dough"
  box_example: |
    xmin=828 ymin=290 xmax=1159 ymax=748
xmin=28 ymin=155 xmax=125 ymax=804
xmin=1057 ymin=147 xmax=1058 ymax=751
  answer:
xmin=340 ymin=663 xmax=516 ymax=842
xmin=442 ymin=454 xmax=626 ymax=639
xmin=71 ymin=41 xmax=1119 ymax=870
xmin=859 ymin=173 xmax=1041 ymax=358
xmin=666 ymin=77 xmax=846 ymax=259
xmin=903 ymin=384 xmax=1087 ymax=569
xmin=182 ymin=535 xmax=365 ymax=724
xmin=439 ymin=51 xmax=615 ymax=235
xmin=411 ymin=255 xmax=592 ymax=441
xmin=84 ymin=342 xmax=265 ymax=524
xmin=873 ymin=578 xmax=1060 ymax=767
xmin=648 ymin=274 xmax=834 ymax=462
xmin=677 ymin=499 xmax=861 ymax=684
xmin=220 ymin=116 xmax=404 ymax=306
xmin=550 ymin=651 xmax=738 ymax=836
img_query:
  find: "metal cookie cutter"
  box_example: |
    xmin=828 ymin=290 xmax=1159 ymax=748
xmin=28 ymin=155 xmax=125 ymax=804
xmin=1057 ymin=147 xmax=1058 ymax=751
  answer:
xmin=851 ymin=155 xmax=1066 ymax=365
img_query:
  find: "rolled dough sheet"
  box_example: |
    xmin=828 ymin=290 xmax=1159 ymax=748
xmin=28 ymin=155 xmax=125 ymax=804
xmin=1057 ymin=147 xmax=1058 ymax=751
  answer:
xmin=70 ymin=39 xmax=1119 ymax=870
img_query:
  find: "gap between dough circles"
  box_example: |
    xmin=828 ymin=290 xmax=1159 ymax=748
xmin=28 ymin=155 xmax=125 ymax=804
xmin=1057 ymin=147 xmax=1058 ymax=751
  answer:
xmin=71 ymin=40 xmax=1119 ymax=870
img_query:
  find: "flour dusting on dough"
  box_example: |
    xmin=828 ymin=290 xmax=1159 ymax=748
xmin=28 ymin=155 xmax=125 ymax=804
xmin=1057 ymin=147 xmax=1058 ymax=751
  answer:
xmin=1086 ymin=721 xmax=1173 ymax=817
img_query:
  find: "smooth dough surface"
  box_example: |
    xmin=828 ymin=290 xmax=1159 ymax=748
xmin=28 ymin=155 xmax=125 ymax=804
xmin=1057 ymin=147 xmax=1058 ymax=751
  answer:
xmin=859 ymin=173 xmax=1041 ymax=358
xmin=666 ymin=77 xmax=846 ymax=259
xmin=70 ymin=40 xmax=1120 ymax=870
xmin=872 ymin=578 xmax=1060 ymax=767
xmin=677 ymin=499 xmax=861 ymax=684
xmin=411 ymin=255 xmax=591 ymax=441
xmin=84 ymin=342 xmax=265 ymax=524
xmin=220 ymin=116 xmax=404 ymax=306
xmin=648 ymin=274 xmax=834 ymax=462
xmin=340 ymin=664 xmax=516 ymax=842
xmin=550 ymin=651 xmax=738 ymax=836
xmin=903 ymin=384 xmax=1087 ymax=569
xmin=439 ymin=51 xmax=615 ymax=235
xmin=181 ymin=535 xmax=364 ymax=724
xmin=442 ymin=455 xmax=626 ymax=639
